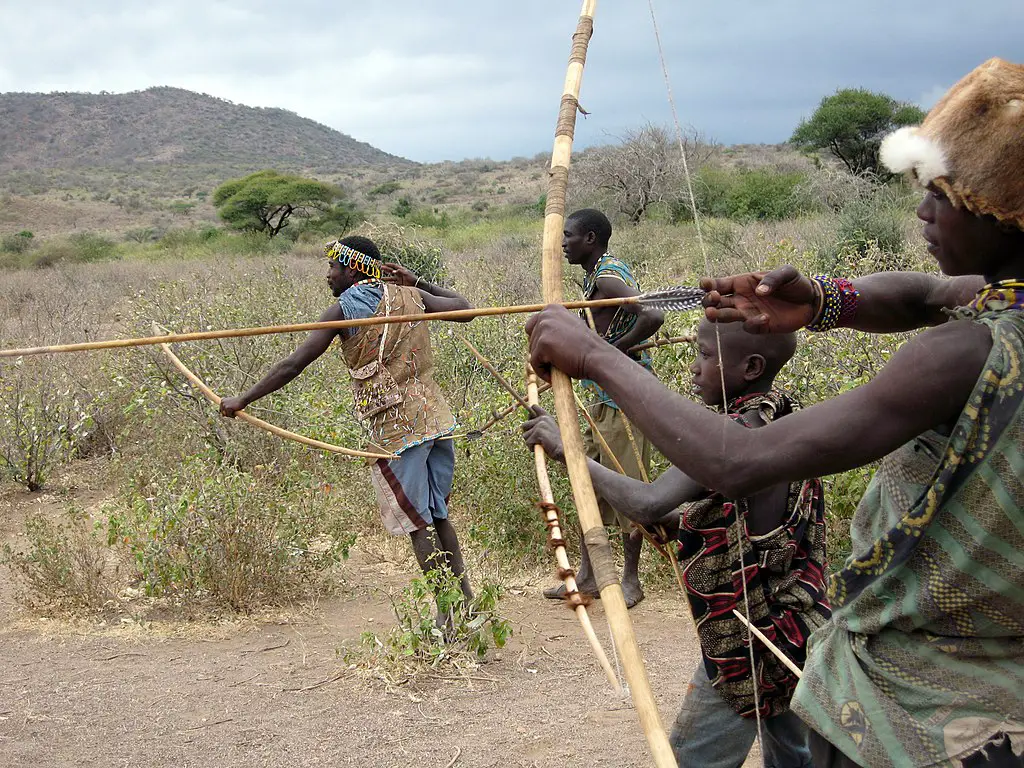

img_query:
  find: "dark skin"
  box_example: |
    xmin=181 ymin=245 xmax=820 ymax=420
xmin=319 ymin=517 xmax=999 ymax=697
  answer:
xmin=552 ymin=216 xmax=665 ymax=606
xmin=527 ymin=188 xmax=1024 ymax=502
xmin=523 ymin=320 xmax=796 ymax=536
xmin=563 ymin=216 xmax=665 ymax=349
xmin=220 ymin=256 xmax=475 ymax=608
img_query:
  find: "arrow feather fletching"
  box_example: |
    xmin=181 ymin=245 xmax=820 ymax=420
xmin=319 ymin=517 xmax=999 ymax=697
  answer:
xmin=636 ymin=285 xmax=706 ymax=312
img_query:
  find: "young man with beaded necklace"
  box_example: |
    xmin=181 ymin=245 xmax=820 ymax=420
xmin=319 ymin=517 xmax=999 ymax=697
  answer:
xmin=526 ymin=59 xmax=1024 ymax=767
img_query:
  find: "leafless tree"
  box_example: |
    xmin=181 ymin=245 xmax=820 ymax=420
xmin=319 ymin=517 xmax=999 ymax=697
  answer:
xmin=570 ymin=123 xmax=718 ymax=224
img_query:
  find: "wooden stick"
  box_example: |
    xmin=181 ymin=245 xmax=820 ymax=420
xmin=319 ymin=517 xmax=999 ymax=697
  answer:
xmin=155 ymin=326 xmax=395 ymax=461
xmin=473 ymin=381 xmax=552 ymax=436
xmin=731 ymin=609 xmax=803 ymax=679
xmin=541 ymin=3 xmax=674 ymax=764
xmin=628 ymin=334 xmax=694 ymax=354
xmin=0 ymin=297 xmax=640 ymax=359
xmin=527 ymin=365 xmax=622 ymax=694
xmin=454 ymin=332 xmax=531 ymax=412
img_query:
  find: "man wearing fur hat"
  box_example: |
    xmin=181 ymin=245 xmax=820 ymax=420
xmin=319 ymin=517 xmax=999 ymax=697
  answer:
xmin=525 ymin=58 xmax=1024 ymax=767
xmin=220 ymin=235 xmax=475 ymax=619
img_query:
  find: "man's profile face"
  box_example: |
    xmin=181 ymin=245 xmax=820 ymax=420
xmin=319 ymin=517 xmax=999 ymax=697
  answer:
xmin=327 ymin=260 xmax=347 ymax=297
xmin=562 ymin=219 xmax=593 ymax=265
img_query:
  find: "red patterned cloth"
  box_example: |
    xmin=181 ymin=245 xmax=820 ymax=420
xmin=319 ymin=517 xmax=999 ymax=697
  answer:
xmin=676 ymin=390 xmax=831 ymax=718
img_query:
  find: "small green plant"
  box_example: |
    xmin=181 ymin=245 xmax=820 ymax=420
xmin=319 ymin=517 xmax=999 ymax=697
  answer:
xmin=346 ymin=564 xmax=511 ymax=683
xmin=2 ymin=507 xmax=115 ymax=614
xmin=390 ymin=196 xmax=412 ymax=218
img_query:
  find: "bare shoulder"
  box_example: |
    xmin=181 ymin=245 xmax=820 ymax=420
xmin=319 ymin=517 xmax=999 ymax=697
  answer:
xmin=862 ymin=318 xmax=993 ymax=420
xmin=900 ymin=317 xmax=992 ymax=368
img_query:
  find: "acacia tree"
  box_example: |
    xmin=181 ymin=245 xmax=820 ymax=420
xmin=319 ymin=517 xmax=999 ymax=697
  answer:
xmin=212 ymin=170 xmax=341 ymax=237
xmin=571 ymin=123 xmax=716 ymax=224
xmin=791 ymin=89 xmax=925 ymax=178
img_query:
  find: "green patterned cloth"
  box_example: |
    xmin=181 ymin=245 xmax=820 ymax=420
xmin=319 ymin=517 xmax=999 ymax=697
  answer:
xmin=578 ymin=253 xmax=654 ymax=409
xmin=793 ymin=303 xmax=1024 ymax=767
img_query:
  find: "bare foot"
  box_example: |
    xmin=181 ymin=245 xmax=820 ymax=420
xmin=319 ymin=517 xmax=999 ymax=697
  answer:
xmin=542 ymin=581 xmax=600 ymax=601
xmin=622 ymin=581 xmax=645 ymax=609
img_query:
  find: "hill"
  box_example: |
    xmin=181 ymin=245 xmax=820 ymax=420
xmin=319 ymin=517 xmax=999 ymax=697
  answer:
xmin=0 ymin=87 xmax=408 ymax=173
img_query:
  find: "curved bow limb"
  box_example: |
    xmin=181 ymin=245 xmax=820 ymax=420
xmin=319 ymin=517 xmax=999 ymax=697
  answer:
xmin=527 ymin=365 xmax=622 ymax=694
xmin=153 ymin=324 xmax=395 ymax=461
xmin=541 ymin=3 xmax=675 ymax=765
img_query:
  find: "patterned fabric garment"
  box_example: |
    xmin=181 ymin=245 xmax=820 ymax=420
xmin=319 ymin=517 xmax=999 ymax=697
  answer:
xmin=339 ymin=283 xmax=455 ymax=455
xmin=578 ymin=253 xmax=655 ymax=408
xmin=676 ymin=390 xmax=831 ymax=719
xmin=793 ymin=302 xmax=1024 ymax=767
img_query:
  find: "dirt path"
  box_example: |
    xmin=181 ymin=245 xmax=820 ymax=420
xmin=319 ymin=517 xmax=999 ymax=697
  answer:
xmin=0 ymin=487 xmax=760 ymax=768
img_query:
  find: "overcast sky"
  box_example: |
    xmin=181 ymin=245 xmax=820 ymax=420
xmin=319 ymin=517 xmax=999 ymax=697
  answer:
xmin=1 ymin=1 xmax=1021 ymax=163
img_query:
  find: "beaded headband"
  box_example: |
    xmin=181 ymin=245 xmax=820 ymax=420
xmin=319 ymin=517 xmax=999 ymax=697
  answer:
xmin=325 ymin=241 xmax=383 ymax=280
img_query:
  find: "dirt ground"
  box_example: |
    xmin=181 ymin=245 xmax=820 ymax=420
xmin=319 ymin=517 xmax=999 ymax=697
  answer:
xmin=0 ymin=485 xmax=761 ymax=768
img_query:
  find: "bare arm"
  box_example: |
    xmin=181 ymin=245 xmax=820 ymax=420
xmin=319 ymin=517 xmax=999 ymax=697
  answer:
xmin=220 ymin=304 xmax=342 ymax=415
xmin=527 ymin=305 xmax=991 ymax=498
xmin=522 ymin=407 xmax=703 ymax=525
xmin=383 ymin=262 xmax=473 ymax=320
xmin=850 ymin=272 xmax=984 ymax=331
xmin=594 ymin=276 xmax=665 ymax=352
xmin=702 ymin=265 xmax=984 ymax=335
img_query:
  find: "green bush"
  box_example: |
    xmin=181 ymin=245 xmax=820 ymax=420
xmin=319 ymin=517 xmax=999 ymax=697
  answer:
xmin=390 ymin=197 xmax=412 ymax=218
xmin=30 ymin=233 xmax=118 ymax=268
xmin=107 ymin=454 xmax=354 ymax=612
xmin=0 ymin=357 xmax=95 ymax=491
xmin=1 ymin=230 xmax=34 ymax=254
xmin=362 ymin=222 xmax=448 ymax=284
xmin=368 ymin=180 xmax=402 ymax=198
xmin=679 ymin=167 xmax=816 ymax=222
xmin=816 ymin=184 xmax=914 ymax=272
xmin=346 ymin=564 xmax=511 ymax=682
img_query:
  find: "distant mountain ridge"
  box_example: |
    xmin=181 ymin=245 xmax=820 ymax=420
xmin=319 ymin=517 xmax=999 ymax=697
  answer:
xmin=0 ymin=87 xmax=408 ymax=173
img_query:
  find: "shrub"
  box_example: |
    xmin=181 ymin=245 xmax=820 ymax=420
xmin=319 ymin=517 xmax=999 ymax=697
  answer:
xmin=2 ymin=507 xmax=115 ymax=614
xmin=682 ymin=167 xmax=816 ymax=222
xmin=1 ymin=230 xmax=34 ymax=254
xmin=106 ymin=455 xmax=354 ymax=612
xmin=0 ymin=357 xmax=95 ymax=491
xmin=30 ymin=233 xmax=118 ymax=268
xmin=815 ymin=183 xmax=914 ymax=272
xmin=368 ymin=180 xmax=402 ymax=198
xmin=361 ymin=222 xmax=447 ymax=284
xmin=390 ymin=197 xmax=412 ymax=218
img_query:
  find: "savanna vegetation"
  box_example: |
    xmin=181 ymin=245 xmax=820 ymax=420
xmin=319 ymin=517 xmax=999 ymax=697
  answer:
xmin=0 ymin=95 xmax=935 ymax=667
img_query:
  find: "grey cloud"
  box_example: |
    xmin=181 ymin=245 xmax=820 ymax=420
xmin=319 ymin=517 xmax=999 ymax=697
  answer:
xmin=2 ymin=0 xmax=1022 ymax=161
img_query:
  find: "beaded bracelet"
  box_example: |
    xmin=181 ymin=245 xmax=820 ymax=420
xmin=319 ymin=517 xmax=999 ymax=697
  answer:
xmin=807 ymin=276 xmax=859 ymax=332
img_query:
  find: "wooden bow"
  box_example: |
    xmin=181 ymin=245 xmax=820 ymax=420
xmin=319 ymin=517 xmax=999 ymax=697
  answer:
xmin=539 ymin=3 xmax=675 ymax=765
xmin=155 ymin=325 xmax=395 ymax=461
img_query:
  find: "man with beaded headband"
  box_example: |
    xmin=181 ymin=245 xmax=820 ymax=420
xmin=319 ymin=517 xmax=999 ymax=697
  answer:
xmin=525 ymin=58 xmax=1024 ymax=767
xmin=221 ymin=235 xmax=475 ymax=617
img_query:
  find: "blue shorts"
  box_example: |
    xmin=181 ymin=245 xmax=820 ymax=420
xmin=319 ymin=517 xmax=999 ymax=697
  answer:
xmin=368 ymin=438 xmax=455 ymax=535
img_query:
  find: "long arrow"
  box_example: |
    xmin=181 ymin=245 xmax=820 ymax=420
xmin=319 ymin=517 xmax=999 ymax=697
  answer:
xmin=0 ymin=291 xmax=704 ymax=359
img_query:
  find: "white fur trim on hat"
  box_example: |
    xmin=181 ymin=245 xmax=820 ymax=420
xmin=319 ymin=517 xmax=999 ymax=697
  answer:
xmin=880 ymin=126 xmax=949 ymax=185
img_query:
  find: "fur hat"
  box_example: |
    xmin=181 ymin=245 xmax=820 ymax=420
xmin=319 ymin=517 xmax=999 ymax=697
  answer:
xmin=880 ymin=58 xmax=1024 ymax=230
